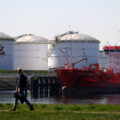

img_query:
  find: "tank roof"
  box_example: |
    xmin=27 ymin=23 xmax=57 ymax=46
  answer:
xmin=0 ymin=32 xmax=14 ymax=41
xmin=15 ymin=34 xmax=48 ymax=44
xmin=56 ymin=31 xmax=100 ymax=43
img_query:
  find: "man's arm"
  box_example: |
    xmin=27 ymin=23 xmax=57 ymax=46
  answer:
xmin=16 ymin=75 xmax=21 ymax=92
xmin=16 ymin=86 xmax=19 ymax=92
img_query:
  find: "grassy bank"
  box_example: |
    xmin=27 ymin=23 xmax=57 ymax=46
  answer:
xmin=1 ymin=104 xmax=120 ymax=120
xmin=0 ymin=70 xmax=49 ymax=74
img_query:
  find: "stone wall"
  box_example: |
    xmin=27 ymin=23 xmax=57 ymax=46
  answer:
xmin=0 ymin=75 xmax=31 ymax=90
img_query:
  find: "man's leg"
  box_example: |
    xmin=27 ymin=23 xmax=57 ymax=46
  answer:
xmin=21 ymin=88 xmax=34 ymax=110
xmin=11 ymin=98 xmax=18 ymax=111
xmin=24 ymin=98 xmax=34 ymax=110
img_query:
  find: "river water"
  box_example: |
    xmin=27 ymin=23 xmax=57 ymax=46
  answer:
xmin=1 ymin=91 xmax=120 ymax=104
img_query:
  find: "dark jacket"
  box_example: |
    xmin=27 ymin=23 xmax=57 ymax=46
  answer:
xmin=17 ymin=73 xmax=27 ymax=88
xmin=15 ymin=73 xmax=28 ymax=103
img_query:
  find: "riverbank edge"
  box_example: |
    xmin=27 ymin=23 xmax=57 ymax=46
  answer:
xmin=1 ymin=104 xmax=120 ymax=120
xmin=1 ymin=104 xmax=120 ymax=112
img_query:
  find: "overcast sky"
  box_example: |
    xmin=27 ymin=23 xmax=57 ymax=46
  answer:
xmin=0 ymin=0 xmax=120 ymax=49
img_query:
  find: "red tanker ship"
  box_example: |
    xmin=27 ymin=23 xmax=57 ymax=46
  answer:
xmin=55 ymin=46 xmax=120 ymax=95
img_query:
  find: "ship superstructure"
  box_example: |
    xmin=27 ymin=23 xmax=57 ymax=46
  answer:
xmin=103 ymin=46 xmax=120 ymax=74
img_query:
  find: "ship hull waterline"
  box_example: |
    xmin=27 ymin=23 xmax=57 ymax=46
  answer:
xmin=55 ymin=67 xmax=120 ymax=96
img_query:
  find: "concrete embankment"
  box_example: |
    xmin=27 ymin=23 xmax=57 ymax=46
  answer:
xmin=0 ymin=75 xmax=16 ymax=90
xmin=0 ymin=74 xmax=31 ymax=90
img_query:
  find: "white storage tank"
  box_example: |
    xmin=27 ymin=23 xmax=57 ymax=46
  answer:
xmin=0 ymin=32 xmax=14 ymax=70
xmin=14 ymin=34 xmax=48 ymax=70
xmin=98 ymin=50 xmax=106 ymax=68
xmin=48 ymin=31 xmax=100 ymax=69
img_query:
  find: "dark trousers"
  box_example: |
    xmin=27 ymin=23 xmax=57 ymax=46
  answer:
xmin=13 ymin=87 xmax=33 ymax=110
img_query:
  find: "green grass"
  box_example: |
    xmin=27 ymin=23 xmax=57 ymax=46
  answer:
xmin=1 ymin=104 xmax=120 ymax=120
xmin=0 ymin=70 xmax=50 ymax=74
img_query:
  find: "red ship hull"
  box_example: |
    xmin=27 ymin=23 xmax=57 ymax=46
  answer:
xmin=55 ymin=64 xmax=120 ymax=88
xmin=55 ymin=66 xmax=120 ymax=95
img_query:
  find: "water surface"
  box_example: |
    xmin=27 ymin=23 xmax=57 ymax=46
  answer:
xmin=0 ymin=91 xmax=120 ymax=104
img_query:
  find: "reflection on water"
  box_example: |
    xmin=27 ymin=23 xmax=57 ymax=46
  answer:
xmin=59 ymin=95 xmax=120 ymax=105
xmin=0 ymin=91 xmax=120 ymax=104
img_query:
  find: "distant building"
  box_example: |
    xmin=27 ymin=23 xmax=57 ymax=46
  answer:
xmin=0 ymin=32 xmax=14 ymax=70
xmin=0 ymin=31 xmax=108 ymax=71
xmin=98 ymin=50 xmax=106 ymax=68
xmin=14 ymin=34 xmax=48 ymax=70
xmin=48 ymin=31 xmax=100 ymax=70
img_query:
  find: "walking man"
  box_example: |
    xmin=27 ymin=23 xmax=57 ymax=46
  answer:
xmin=11 ymin=68 xmax=34 ymax=111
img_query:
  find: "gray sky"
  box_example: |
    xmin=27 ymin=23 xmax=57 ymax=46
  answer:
xmin=0 ymin=0 xmax=120 ymax=49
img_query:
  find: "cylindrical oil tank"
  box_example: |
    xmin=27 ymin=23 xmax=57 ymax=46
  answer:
xmin=0 ymin=32 xmax=14 ymax=70
xmin=48 ymin=31 xmax=100 ymax=69
xmin=98 ymin=51 xmax=106 ymax=68
xmin=14 ymin=34 xmax=48 ymax=70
